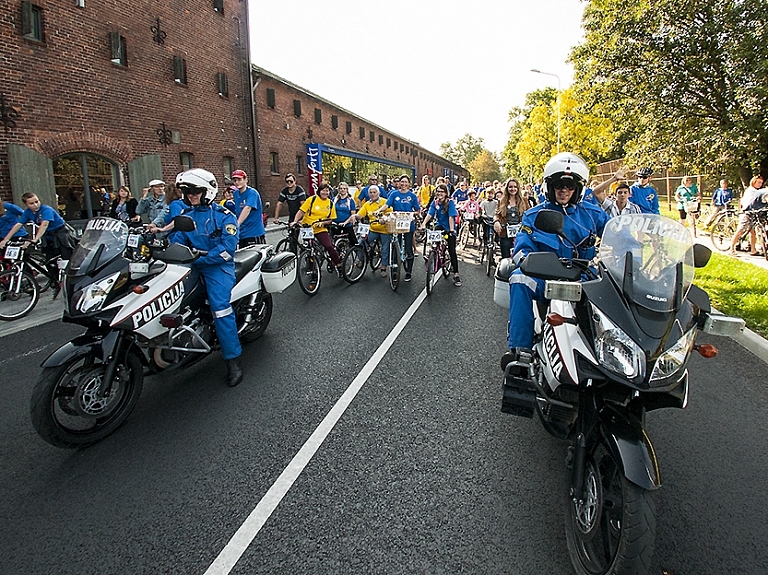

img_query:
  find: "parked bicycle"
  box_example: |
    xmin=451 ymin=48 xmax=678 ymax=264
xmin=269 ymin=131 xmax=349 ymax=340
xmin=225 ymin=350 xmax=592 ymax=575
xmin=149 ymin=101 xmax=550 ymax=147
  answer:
xmin=0 ymin=239 xmax=61 ymax=320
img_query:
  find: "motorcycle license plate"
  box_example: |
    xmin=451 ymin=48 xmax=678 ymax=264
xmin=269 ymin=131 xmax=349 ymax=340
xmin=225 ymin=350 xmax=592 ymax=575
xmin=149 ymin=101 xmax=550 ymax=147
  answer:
xmin=395 ymin=219 xmax=411 ymax=232
xmin=4 ymin=246 xmax=20 ymax=260
xmin=130 ymin=262 xmax=150 ymax=276
xmin=299 ymin=227 xmax=315 ymax=240
xmin=426 ymin=230 xmax=443 ymax=243
xmin=507 ymin=224 xmax=520 ymax=237
xmin=127 ymin=234 xmax=140 ymax=248
xmin=357 ymin=223 xmax=370 ymax=237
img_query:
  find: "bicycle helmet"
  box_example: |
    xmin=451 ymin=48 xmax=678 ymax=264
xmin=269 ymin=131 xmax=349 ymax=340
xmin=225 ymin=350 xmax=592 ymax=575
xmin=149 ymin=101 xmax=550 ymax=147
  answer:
xmin=542 ymin=152 xmax=590 ymax=206
xmin=636 ymin=167 xmax=653 ymax=178
xmin=176 ymin=168 xmax=218 ymax=206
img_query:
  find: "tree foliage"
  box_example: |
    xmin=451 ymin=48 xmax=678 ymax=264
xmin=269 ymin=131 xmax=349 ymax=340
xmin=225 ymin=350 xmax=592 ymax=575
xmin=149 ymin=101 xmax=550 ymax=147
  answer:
xmin=570 ymin=0 xmax=768 ymax=182
xmin=439 ymin=133 xmax=485 ymax=168
xmin=467 ymin=149 xmax=502 ymax=183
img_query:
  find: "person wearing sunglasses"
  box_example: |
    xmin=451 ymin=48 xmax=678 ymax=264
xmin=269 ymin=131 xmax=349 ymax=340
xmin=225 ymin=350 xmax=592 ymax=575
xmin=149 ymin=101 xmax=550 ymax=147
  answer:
xmin=273 ymin=173 xmax=307 ymax=224
xmin=501 ymin=152 xmax=609 ymax=371
xmin=629 ymin=167 xmax=660 ymax=214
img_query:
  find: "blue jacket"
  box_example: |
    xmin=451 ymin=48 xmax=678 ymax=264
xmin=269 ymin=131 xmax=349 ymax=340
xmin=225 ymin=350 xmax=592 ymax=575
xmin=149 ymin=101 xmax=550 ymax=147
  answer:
xmin=513 ymin=201 xmax=609 ymax=261
xmin=176 ymin=203 xmax=239 ymax=267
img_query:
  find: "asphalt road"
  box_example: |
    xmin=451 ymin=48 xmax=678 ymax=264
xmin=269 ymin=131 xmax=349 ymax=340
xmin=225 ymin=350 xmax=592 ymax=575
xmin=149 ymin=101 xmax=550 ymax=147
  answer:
xmin=1 ymin=237 xmax=767 ymax=575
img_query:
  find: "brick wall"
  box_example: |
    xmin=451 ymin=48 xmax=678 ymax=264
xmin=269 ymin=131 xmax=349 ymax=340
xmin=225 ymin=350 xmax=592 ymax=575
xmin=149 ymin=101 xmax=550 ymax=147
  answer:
xmin=0 ymin=0 xmax=253 ymax=201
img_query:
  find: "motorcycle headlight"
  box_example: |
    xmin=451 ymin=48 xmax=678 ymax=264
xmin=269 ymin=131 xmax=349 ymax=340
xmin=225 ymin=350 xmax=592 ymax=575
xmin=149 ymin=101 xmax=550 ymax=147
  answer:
xmin=76 ymin=272 xmax=120 ymax=313
xmin=591 ymin=305 xmax=645 ymax=379
xmin=650 ymin=327 xmax=697 ymax=382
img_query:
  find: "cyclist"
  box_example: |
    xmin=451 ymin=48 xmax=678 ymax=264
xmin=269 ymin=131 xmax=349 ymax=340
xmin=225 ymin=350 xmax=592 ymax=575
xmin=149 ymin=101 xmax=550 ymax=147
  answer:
xmin=332 ymin=182 xmax=358 ymax=247
xmin=494 ymin=178 xmax=531 ymax=259
xmin=629 ymin=167 xmax=660 ymax=214
xmin=706 ymin=179 xmax=734 ymax=226
xmin=675 ymin=176 xmax=701 ymax=236
xmin=0 ymin=201 xmax=28 ymax=242
xmin=292 ymin=182 xmax=343 ymax=276
xmin=730 ymin=175 xmax=768 ymax=256
xmin=355 ymin=185 xmax=391 ymax=277
xmin=421 ymin=183 xmax=461 ymax=287
xmin=503 ymin=152 xmax=609 ymax=366
xmin=380 ymin=174 xmax=421 ymax=281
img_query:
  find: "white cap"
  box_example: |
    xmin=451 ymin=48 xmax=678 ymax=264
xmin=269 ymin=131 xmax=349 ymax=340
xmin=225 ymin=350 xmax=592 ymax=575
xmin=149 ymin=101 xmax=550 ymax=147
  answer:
xmin=148 ymin=179 xmax=165 ymax=186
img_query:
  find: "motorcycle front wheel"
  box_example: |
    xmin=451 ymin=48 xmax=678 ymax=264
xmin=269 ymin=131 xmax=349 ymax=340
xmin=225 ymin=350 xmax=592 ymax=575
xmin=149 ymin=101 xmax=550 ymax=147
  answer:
xmin=564 ymin=441 xmax=656 ymax=575
xmin=30 ymin=352 xmax=144 ymax=448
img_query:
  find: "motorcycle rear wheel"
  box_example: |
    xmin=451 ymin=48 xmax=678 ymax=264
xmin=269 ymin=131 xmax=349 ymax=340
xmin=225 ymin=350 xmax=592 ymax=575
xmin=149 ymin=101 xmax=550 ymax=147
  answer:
xmin=30 ymin=353 xmax=144 ymax=448
xmin=564 ymin=441 xmax=656 ymax=575
xmin=237 ymin=293 xmax=273 ymax=343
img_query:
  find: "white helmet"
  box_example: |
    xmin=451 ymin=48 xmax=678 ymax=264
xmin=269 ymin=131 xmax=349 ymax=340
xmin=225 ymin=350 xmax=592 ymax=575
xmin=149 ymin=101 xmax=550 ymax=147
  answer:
xmin=542 ymin=152 xmax=590 ymax=206
xmin=176 ymin=168 xmax=218 ymax=206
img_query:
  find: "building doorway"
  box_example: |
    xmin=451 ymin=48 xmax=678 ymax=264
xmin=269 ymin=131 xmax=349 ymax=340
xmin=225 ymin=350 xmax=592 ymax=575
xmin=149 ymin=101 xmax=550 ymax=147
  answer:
xmin=53 ymin=153 xmax=120 ymax=221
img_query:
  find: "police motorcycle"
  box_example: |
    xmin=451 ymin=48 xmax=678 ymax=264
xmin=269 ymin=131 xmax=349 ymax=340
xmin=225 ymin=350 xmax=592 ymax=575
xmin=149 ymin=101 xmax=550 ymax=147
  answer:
xmin=494 ymin=210 xmax=744 ymax=575
xmin=30 ymin=179 xmax=296 ymax=449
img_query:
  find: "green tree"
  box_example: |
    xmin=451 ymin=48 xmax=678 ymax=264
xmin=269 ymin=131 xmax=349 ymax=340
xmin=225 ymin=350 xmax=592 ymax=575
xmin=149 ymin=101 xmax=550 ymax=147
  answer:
xmin=502 ymin=88 xmax=557 ymax=179
xmin=467 ymin=149 xmax=502 ymax=183
xmin=570 ymin=0 xmax=768 ymax=183
xmin=439 ymin=134 xmax=485 ymax=167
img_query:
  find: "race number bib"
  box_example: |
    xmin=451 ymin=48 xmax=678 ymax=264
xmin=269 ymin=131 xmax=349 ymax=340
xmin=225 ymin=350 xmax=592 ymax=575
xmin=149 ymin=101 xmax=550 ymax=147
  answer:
xmin=395 ymin=219 xmax=411 ymax=232
xmin=506 ymin=224 xmax=521 ymax=237
xmin=299 ymin=227 xmax=315 ymax=240
xmin=4 ymin=245 xmax=20 ymax=260
xmin=357 ymin=223 xmax=370 ymax=237
xmin=127 ymin=234 xmax=140 ymax=248
xmin=426 ymin=230 xmax=443 ymax=243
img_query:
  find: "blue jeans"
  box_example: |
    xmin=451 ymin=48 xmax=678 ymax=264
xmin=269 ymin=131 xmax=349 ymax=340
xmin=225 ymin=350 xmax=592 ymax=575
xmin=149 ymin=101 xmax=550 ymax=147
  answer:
xmin=366 ymin=231 xmax=391 ymax=267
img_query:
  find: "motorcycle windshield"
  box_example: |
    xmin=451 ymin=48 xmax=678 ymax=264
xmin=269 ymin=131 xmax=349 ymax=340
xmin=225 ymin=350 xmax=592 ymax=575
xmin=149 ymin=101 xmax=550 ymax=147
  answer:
xmin=68 ymin=217 xmax=129 ymax=276
xmin=599 ymin=214 xmax=694 ymax=312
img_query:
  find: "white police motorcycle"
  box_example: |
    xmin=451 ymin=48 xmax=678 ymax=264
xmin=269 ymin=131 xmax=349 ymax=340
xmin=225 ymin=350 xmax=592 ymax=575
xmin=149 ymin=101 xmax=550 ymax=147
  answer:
xmin=494 ymin=211 xmax=744 ymax=575
xmin=30 ymin=215 xmax=296 ymax=448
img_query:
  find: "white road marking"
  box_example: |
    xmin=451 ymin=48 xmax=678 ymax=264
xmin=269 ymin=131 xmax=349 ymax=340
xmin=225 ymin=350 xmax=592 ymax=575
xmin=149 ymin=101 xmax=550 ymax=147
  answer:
xmin=203 ymin=285 xmax=433 ymax=575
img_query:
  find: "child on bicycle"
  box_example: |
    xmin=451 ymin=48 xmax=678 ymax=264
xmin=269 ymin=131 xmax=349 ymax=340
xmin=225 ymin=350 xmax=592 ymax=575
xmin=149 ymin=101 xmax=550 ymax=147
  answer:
xmin=420 ymin=184 xmax=461 ymax=287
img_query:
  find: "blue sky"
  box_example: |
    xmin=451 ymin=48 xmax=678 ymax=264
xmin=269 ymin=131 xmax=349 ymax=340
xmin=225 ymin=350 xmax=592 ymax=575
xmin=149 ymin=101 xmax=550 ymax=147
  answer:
xmin=249 ymin=0 xmax=585 ymax=156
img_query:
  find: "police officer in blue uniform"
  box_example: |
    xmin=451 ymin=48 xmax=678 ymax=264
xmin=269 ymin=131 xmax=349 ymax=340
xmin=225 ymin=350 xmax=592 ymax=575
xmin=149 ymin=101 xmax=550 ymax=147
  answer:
xmin=174 ymin=169 xmax=243 ymax=387
xmin=504 ymin=153 xmax=609 ymax=365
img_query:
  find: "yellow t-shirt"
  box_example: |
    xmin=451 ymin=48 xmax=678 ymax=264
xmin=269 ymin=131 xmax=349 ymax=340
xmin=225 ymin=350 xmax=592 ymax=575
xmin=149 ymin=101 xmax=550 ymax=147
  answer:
xmin=418 ymin=184 xmax=433 ymax=207
xmin=299 ymin=195 xmax=336 ymax=234
xmin=357 ymin=198 xmax=391 ymax=234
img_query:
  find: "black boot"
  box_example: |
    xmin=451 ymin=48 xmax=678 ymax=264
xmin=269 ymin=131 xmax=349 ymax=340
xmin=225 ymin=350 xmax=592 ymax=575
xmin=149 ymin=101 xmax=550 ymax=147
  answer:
xmin=226 ymin=358 xmax=243 ymax=387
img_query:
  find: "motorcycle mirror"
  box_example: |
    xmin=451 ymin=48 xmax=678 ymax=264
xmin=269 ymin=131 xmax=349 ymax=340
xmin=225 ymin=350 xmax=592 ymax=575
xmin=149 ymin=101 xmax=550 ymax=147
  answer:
xmin=692 ymin=243 xmax=711 ymax=268
xmin=534 ymin=210 xmax=565 ymax=235
xmin=173 ymin=216 xmax=196 ymax=232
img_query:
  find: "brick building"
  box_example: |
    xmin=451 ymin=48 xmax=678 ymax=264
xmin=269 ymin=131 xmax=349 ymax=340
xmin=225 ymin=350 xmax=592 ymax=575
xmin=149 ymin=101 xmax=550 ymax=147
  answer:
xmin=0 ymin=0 xmax=254 ymax=220
xmin=250 ymin=65 xmax=467 ymax=206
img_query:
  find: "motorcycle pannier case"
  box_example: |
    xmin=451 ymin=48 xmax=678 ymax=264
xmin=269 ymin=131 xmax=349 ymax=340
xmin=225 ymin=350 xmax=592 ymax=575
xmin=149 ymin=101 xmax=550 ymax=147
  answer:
xmin=493 ymin=258 xmax=516 ymax=309
xmin=262 ymin=251 xmax=297 ymax=293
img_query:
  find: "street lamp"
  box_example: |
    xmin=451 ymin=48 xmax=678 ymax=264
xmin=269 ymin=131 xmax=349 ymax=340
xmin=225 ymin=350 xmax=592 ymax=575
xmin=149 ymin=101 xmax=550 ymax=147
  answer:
xmin=531 ymin=68 xmax=561 ymax=154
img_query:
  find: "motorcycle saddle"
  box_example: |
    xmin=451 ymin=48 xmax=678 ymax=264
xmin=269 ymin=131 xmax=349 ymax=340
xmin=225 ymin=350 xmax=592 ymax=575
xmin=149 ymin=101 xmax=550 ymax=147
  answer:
xmin=234 ymin=248 xmax=263 ymax=283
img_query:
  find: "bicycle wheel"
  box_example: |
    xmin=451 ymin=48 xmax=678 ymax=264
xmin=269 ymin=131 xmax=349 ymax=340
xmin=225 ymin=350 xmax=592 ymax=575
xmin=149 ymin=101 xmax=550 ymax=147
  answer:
xmin=388 ymin=240 xmax=401 ymax=291
xmin=425 ymin=250 xmax=437 ymax=295
xmin=334 ymin=237 xmax=351 ymax=261
xmin=486 ymin=242 xmax=495 ymax=276
xmin=27 ymin=253 xmax=54 ymax=292
xmin=297 ymin=250 xmax=321 ymax=295
xmin=369 ymin=241 xmax=382 ymax=271
xmin=275 ymin=237 xmax=292 ymax=254
xmin=342 ymin=245 xmax=366 ymax=284
xmin=441 ymin=245 xmax=452 ymax=277
xmin=0 ymin=269 xmax=40 ymax=321
xmin=458 ymin=223 xmax=470 ymax=250
xmin=710 ymin=214 xmax=737 ymax=251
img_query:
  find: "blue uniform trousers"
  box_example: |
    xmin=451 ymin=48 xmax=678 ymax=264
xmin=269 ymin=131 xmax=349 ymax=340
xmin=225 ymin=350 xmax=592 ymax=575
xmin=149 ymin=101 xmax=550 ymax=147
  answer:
xmin=190 ymin=263 xmax=242 ymax=360
xmin=507 ymin=269 xmax=546 ymax=350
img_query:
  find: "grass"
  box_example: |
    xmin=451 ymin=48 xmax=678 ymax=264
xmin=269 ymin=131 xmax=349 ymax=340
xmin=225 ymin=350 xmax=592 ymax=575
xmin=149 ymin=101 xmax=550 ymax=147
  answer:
xmin=694 ymin=252 xmax=768 ymax=338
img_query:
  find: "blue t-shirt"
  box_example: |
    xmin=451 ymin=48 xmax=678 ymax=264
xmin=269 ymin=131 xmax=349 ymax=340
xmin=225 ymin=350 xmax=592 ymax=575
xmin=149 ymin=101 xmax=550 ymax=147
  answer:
xmin=20 ymin=204 xmax=66 ymax=233
xmin=333 ymin=196 xmax=356 ymax=227
xmin=712 ymin=187 xmax=734 ymax=207
xmin=581 ymin=188 xmax=601 ymax=206
xmin=358 ymin=184 xmax=389 ymax=203
xmin=629 ymin=183 xmax=660 ymax=214
xmin=427 ymin=199 xmax=459 ymax=231
xmin=386 ymin=190 xmax=421 ymax=231
xmin=233 ymin=185 xmax=265 ymax=239
xmin=1 ymin=202 xmax=28 ymax=239
xmin=452 ymin=188 xmax=469 ymax=203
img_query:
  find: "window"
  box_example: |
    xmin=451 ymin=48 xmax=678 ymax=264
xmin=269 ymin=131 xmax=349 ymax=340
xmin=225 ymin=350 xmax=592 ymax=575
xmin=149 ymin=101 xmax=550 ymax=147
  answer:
xmin=359 ymin=127 xmax=365 ymax=139
xmin=314 ymin=108 xmax=322 ymax=124
xmin=369 ymin=130 xmax=375 ymax=143
xmin=270 ymin=152 xmax=279 ymax=174
xmin=346 ymin=121 xmax=352 ymax=134
xmin=293 ymin=100 xmax=302 ymax=117
xmin=266 ymin=88 xmax=276 ymax=109
xmin=109 ymin=32 xmax=127 ymax=66
xmin=216 ymin=72 xmax=228 ymax=97
xmin=400 ymin=143 xmax=404 ymax=152
xmin=386 ymin=138 xmax=391 ymax=148
xmin=173 ymin=56 xmax=187 ymax=85
xmin=331 ymin=115 xmax=338 ymax=130
xmin=296 ymin=155 xmax=303 ymax=175
xmin=180 ymin=152 xmax=194 ymax=170
xmin=213 ymin=0 xmax=224 ymax=14
xmin=223 ymin=156 xmax=234 ymax=179
xmin=405 ymin=146 xmax=410 ymax=154
xmin=21 ymin=2 xmax=43 ymax=42
xmin=378 ymin=135 xmax=383 ymax=145
xmin=393 ymin=141 xmax=398 ymax=151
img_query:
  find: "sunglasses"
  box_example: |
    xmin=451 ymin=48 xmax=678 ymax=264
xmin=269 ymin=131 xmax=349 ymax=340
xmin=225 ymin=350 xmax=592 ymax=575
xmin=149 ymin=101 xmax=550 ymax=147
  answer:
xmin=554 ymin=181 xmax=577 ymax=191
xmin=285 ymin=180 xmax=295 ymax=184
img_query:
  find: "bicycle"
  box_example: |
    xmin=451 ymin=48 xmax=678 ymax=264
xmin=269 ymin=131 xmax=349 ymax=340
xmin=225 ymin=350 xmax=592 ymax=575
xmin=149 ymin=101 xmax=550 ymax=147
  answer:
xmin=709 ymin=205 xmax=738 ymax=252
xmin=457 ymin=211 xmax=480 ymax=250
xmin=0 ymin=239 xmax=60 ymax=320
xmin=340 ymin=222 xmax=383 ymax=284
xmin=382 ymin=212 xmax=415 ymax=291
xmin=292 ymin=224 xmax=346 ymax=295
xmin=479 ymin=217 xmax=498 ymax=277
xmin=423 ymin=227 xmax=452 ymax=296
